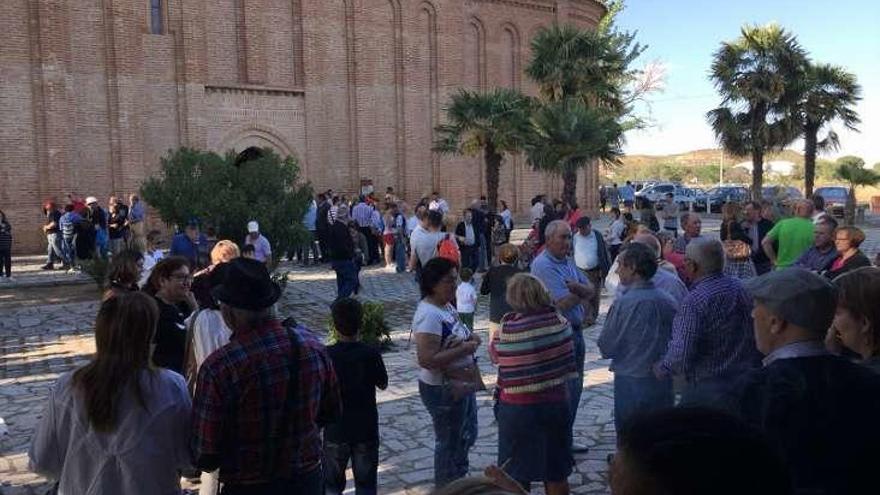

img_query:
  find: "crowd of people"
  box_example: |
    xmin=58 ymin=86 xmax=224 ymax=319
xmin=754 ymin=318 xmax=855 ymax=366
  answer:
xmin=19 ymin=181 xmax=880 ymax=495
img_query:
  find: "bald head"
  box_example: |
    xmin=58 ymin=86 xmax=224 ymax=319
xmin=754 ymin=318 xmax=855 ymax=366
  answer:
xmin=632 ymin=233 xmax=662 ymax=258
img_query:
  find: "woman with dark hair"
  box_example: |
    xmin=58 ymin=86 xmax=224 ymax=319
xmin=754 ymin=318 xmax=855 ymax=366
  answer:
xmin=103 ymin=250 xmax=144 ymax=300
xmin=720 ymin=202 xmax=756 ymax=280
xmin=29 ymin=292 xmax=193 ymax=494
xmin=828 ymin=267 xmax=880 ymax=373
xmin=145 ymin=256 xmax=196 ymax=374
xmin=412 ymin=257 xmax=482 ymax=488
xmin=823 ymin=226 xmax=872 ymax=279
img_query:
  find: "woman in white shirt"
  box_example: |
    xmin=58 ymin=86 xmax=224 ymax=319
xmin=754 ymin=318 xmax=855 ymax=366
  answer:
xmin=412 ymin=257 xmax=482 ymax=487
xmin=29 ymin=292 xmax=193 ymax=495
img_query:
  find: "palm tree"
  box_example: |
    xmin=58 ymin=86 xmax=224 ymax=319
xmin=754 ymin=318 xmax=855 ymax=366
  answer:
xmin=834 ymin=156 xmax=880 ymax=225
xmin=526 ymin=100 xmax=623 ymax=205
xmin=433 ymin=88 xmax=533 ymax=212
xmin=707 ymin=24 xmax=807 ymax=199
xmin=793 ymin=62 xmax=861 ymax=198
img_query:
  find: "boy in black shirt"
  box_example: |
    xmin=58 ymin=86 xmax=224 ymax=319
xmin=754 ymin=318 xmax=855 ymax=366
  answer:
xmin=324 ymin=298 xmax=388 ymax=494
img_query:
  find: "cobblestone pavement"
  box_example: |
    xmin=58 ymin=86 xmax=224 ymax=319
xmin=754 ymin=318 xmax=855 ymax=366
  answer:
xmin=2 ymin=216 xmax=879 ymax=494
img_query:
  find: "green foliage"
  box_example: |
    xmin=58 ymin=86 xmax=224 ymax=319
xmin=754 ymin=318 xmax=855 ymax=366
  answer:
xmin=80 ymin=257 xmax=110 ymax=291
xmin=141 ymin=147 xmax=312 ymax=260
xmin=327 ymin=300 xmax=393 ymax=351
xmin=707 ymin=24 xmax=808 ymax=197
xmin=434 ymin=88 xmax=534 ymax=211
xmin=834 ymin=156 xmax=880 ymax=225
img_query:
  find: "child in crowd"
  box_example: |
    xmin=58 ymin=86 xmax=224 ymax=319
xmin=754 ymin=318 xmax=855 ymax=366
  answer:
xmin=323 ymin=298 xmax=388 ymax=495
xmin=139 ymin=230 xmax=165 ymax=288
xmin=240 ymin=244 xmax=256 ymax=260
xmin=456 ymin=267 xmax=477 ymax=331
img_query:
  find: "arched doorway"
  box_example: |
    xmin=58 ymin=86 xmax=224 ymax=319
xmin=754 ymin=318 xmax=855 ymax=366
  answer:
xmin=234 ymin=146 xmax=265 ymax=167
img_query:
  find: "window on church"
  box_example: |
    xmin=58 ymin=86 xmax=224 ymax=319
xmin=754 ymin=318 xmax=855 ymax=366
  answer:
xmin=150 ymin=0 xmax=164 ymax=35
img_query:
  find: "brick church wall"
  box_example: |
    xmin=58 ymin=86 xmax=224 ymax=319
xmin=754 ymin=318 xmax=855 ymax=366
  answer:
xmin=1 ymin=0 xmax=605 ymax=252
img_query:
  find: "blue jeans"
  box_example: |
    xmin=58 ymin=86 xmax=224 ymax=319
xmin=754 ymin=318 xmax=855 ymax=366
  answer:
xmin=613 ymin=375 xmax=673 ymax=433
xmin=323 ymin=440 xmax=378 ymax=495
xmin=61 ymin=236 xmax=76 ymax=264
xmin=394 ymin=238 xmax=407 ymax=273
xmin=95 ymin=228 xmax=109 ymax=258
xmin=331 ymin=259 xmax=358 ymax=299
xmin=419 ymin=382 xmax=478 ymax=487
xmin=567 ymin=326 xmax=586 ymax=441
xmin=45 ymin=233 xmax=64 ymax=265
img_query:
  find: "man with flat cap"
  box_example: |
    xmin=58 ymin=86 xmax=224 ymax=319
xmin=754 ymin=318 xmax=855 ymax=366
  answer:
xmin=732 ymin=268 xmax=880 ymax=495
xmin=191 ymin=258 xmax=341 ymax=494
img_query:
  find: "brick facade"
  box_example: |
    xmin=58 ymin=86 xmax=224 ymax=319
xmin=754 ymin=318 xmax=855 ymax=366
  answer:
xmin=1 ymin=0 xmax=605 ymax=252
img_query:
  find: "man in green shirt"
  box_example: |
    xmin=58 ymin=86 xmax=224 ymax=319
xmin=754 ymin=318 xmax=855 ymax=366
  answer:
xmin=762 ymin=200 xmax=815 ymax=269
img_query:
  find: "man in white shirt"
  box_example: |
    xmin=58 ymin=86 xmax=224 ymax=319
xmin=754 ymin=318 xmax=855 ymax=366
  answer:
xmin=573 ymin=216 xmax=611 ymax=323
xmin=245 ymin=221 xmax=272 ymax=264
xmin=530 ymin=195 xmax=547 ymax=224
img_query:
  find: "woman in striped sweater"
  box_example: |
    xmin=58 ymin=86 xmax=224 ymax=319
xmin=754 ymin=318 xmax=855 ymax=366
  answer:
xmin=490 ymin=273 xmax=578 ymax=495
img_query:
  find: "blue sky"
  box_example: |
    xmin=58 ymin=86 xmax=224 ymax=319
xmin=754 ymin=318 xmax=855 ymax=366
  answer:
xmin=616 ymin=0 xmax=880 ymax=165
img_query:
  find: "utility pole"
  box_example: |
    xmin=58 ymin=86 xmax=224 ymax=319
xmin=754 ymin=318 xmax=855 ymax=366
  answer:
xmin=719 ymin=149 xmax=724 ymax=186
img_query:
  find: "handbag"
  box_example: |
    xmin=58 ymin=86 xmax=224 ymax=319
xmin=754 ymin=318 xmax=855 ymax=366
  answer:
xmin=723 ymin=222 xmax=752 ymax=261
xmin=444 ymin=360 xmax=487 ymax=400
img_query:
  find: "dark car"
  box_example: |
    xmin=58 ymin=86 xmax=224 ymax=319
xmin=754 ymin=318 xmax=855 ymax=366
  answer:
xmin=814 ymin=186 xmax=849 ymax=218
xmin=696 ymin=186 xmax=750 ymax=213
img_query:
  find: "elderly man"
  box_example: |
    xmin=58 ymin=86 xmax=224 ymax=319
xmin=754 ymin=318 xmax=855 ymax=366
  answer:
xmin=192 ymin=258 xmax=341 ymax=493
xmin=573 ymin=216 xmax=611 ymax=322
xmin=599 ymin=243 xmax=678 ymax=432
xmin=733 ymin=269 xmax=880 ymax=494
xmin=655 ymin=238 xmax=761 ymax=406
xmin=672 ymin=212 xmax=702 ymax=254
xmin=612 ymin=233 xmax=688 ymax=307
xmin=792 ymin=217 xmax=839 ymax=272
xmin=762 ymin=199 xmax=815 ymax=269
xmin=531 ymin=219 xmax=594 ymax=453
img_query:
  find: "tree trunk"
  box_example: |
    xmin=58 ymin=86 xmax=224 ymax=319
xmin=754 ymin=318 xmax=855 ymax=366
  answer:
xmin=751 ymin=149 xmax=764 ymax=201
xmin=845 ymin=185 xmax=856 ymax=226
xmin=562 ymin=169 xmax=578 ymax=207
xmin=803 ymin=125 xmax=818 ymax=198
xmin=484 ymin=142 xmax=502 ymax=213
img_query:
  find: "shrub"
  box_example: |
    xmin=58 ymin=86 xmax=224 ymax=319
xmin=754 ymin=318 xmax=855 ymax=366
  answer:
xmin=141 ymin=147 xmax=312 ymax=261
xmin=328 ymin=300 xmax=393 ymax=351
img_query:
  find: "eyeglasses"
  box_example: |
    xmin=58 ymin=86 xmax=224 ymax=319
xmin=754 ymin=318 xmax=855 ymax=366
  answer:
xmin=170 ymin=273 xmax=193 ymax=283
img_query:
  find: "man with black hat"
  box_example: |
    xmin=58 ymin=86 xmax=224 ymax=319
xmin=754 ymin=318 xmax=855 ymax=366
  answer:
xmin=191 ymin=258 xmax=341 ymax=494
xmin=732 ymin=268 xmax=880 ymax=494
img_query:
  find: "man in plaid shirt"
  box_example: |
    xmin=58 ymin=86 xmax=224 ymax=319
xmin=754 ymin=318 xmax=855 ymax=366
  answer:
xmin=191 ymin=258 xmax=341 ymax=494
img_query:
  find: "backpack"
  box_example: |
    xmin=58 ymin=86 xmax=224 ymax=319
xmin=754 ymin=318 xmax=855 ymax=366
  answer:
xmin=437 ymin=234 xmax=461 ymax=266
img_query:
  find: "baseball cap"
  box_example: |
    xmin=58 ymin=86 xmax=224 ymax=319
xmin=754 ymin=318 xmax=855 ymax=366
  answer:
xmin=247 ymin=221 xmax=259 ymax=233
xmin=85 ymin=196 xmax=98 ymax=205
xmin=742 ymin=268 xmax=837 ymax=335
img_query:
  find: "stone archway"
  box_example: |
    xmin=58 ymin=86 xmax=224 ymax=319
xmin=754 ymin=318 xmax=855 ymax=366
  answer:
xmin=220 ymin=126 xmax=296 ymax=160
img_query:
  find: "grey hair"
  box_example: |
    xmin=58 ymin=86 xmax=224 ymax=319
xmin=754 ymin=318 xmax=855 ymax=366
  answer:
xmin=679 ymin=212 xmax=692 ymax=228
xmin=544 ymin=219 xmax=570 ymax=240
xmin=685 ymin=237 xmax=725 ymax=275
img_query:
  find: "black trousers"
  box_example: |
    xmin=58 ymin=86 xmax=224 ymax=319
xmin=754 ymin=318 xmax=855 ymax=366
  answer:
xmin=220 ymin=468 xmax=322 ymax=495
xmin=0 ymin=249 xmax=10 ymax=277
xmin=359 ymin=226 xmax=379 ymax=264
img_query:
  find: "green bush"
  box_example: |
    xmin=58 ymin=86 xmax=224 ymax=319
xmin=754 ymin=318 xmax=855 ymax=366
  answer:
xmin=80 ymin=257 xmax=110 ymax=291
xmin=141 ymin=147 xmax=312 ymax=261
xmin=328 ymin=301 xmax=393 ymax=351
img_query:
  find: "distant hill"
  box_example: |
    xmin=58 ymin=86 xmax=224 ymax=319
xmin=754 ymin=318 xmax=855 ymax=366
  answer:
xmin=619 ymin=149 xmax=806 ymax=169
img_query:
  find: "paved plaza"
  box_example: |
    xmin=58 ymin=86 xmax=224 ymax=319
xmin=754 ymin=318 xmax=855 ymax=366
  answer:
xmin=2 ymin=216 xmax=879 ymax=494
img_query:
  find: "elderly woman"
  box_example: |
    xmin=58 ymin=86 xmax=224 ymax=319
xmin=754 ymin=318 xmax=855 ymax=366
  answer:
xmin=490 ymin=273 xmax=577 ymax=495
xmin=480 ymin=244 xmax=522 ymax=357
xmin=824 ymin=226 xmax=872 ymax=279
xmin=412 ymin=257 xmax=482 ymax=488
xmin=828 ymin=267 xmax=880 ymax=373
xmin=191 ymin=240 xmax=240 ymax=309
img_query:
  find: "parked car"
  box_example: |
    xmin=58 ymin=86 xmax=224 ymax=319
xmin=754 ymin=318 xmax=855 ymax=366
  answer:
xmin=634 ymin=183 xmax=679 ymax=209
xmin=814 ymin=186 xmax=849 ymax=218
xmin=695 ymin=186 xmax=750 ymax=213
xmin=762 ymin=186 xmax=803 ymax=207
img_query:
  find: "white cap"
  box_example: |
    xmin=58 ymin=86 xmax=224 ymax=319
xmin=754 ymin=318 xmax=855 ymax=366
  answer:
xmin=247 ymin=221 xmax=259 ymax=233
xmin=85 ymin=196 xmax=98 ymax=205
